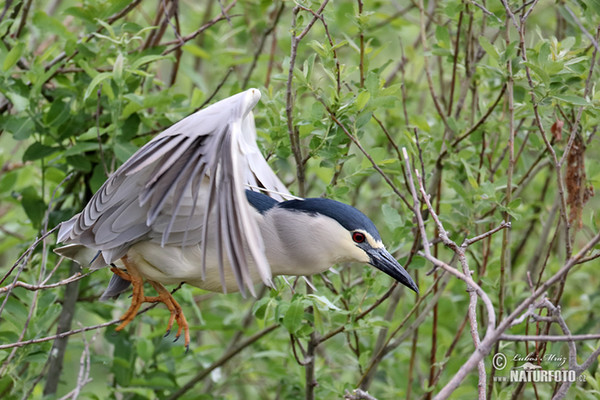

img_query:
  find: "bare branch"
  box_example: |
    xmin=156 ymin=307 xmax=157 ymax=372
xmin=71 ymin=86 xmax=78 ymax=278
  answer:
xmin=0 ymin=320 xmax=119 ymax=350
xmin=161 ymin=4 xmax=239 ymax=55
xmin=0 ymin=271 xmax=92 ymax=294
xmin=463 ymin=221 xmax=511 ymax=247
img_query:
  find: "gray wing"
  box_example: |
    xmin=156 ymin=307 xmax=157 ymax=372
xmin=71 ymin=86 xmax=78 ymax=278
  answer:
xmin=57 ymin=88 xmax=289 ymax=295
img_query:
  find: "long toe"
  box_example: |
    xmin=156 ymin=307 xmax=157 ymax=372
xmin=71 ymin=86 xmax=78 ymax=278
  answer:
xmin=148 ymin=280 xmax=190 ymax=348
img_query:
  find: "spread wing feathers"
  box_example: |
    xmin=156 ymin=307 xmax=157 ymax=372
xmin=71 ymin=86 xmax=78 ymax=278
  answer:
xmin=57 ymin=88 xmax=284 ymax=294
xmin=239 ymin=109 xmax=290 ymax=201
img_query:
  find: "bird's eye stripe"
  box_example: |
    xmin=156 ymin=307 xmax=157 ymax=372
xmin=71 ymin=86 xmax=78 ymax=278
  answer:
xmin=352 ymin=232 xmax=365 ymax=243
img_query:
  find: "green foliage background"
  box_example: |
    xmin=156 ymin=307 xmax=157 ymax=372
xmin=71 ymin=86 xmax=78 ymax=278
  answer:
xmin=0 ymin=0 xmax=599 ymax=399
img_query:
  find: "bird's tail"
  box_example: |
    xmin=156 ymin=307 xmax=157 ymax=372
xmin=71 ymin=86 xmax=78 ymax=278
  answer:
xmin=54 ymin=244 xmax=108 ymax=270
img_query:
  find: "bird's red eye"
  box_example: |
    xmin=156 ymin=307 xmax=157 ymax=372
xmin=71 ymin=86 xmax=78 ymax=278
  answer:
xmin=352 ymin=232 xmax=366 ymax=243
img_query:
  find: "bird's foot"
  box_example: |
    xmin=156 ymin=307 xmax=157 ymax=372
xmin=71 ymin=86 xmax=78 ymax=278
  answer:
xmin=147 ymin=280 xmax=190 ymax=348
xmin=110 ymin=261 xmax=190 ymax=349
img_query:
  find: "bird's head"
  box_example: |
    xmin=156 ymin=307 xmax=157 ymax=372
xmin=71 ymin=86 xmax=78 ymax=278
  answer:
xmin=275 ymin=198 xmax=419 ymax=294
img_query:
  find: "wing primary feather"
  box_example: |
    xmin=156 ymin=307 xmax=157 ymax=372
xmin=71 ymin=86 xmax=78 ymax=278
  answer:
xmin=138 ymin=139 xmax=185 ymax=207
xmin=161 ymin=139 xmax=206 ymax=246
xmin=220 ymin=184 xmax=246 ymax=297
xmin=148 ymin=136 xmax=197 ymax=186
xmin=200 ymin=173 xmax=217 ymax=281
xmin=227 ymin=184 xmax=257 ymax=296
xmin=221 ymin=133 xmax=249 ymax=294
xmin=200 ymin=128 xmax=228 ymax=280
xmin=121 ymin=136 xmax=173 ymax=176
xmin=231 ymin=133 xmax=273 ymax=289
xmin=215 ymin=183 xmax=227 ymax=294
xmin=222 ymin=130 xmax=258 ymax=295
xmin=182 ymin=161 xmax=208 ymax=247
xmin=146 ymin=138 xmax=203 ymax=227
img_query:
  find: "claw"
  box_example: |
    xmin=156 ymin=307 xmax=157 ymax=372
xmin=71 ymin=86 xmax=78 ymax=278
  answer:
xmin=113 ymin=256 xmax=191 ymax=349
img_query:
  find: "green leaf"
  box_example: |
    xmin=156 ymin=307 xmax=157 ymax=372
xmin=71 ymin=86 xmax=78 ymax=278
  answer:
xmin=538 ymin=41 xmax=551 ymax=67
xmin=182 ymin=44 xmax=211 ymax=59
xmin=282 ymin=300 xmax=304 ymax=334
xmin=522 ymin=61 xmax=549 ymax=84
xmin=113 ymin=52 xmax=125 ymax=82
xmin=23 ymin=142 xmax=58 ymax=161
xmin=2 ymin=116 xmax=34 ymax=140
xmin=460 ymin=159 xmax=479 ymax=189
xmin=63 ymin=142 xmax=102 ymax=157
xmin=32 ymin=11 xmax=76 ymax=41
xmin=382 ymin=204 xmax=404 ymax=229
xmin=435 ymin=25 xmax=451 ymax=48
xmin=4 ymin=92 xmax=28 ymax=113
xmin=136 ymin=338 xmax=154 ymax=363
xmin=355 ymin=110 xmax=372 ymax=128
xmin=114 ymin=141 xmax=138 ymax=163
xmin=553 ymin=94 xmax=589 ymax=106
xmin=84 ymin=72 xmax=112 ymax=100
xmin=44 ymin=99 xmax=71 ymax=127
xmin=308 ymin=294 xmax=342 ymax=311
xmin=586 ymin=0 xmax=600 ymax=15
xmin=3 ymin=42 xmax=25 ymax=71
xmin=479 ymin=36 xmax=499 ymax=61
xmin=90 ymin=164 xmax=108 ymax=192
xmin=131 ymin=54 xmax=171 ymax=70
xmin=355 ymin=91 xmax=370 ymax=111
xmin=66 ymin=155 xmax=92 ymax=172
xmin=21 ymin=186 xmax=46 ymax=227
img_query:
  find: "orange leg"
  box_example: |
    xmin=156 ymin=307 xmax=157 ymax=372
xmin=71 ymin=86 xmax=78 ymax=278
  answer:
xmin=111 ymin=257 xmax=190 ymax=349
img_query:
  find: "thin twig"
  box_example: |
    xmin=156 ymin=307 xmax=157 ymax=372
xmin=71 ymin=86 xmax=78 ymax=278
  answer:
xmin=242 ymin=2 xmax=285 ymax=89
xmin=0 ymin=271 xmax=94 ymax=294
xmin=195 ymin=67 xmax=234 ymax=111
xmin=0 ymin=320 xmax=120 ymax=350
xmin=161 ymin=1 xmax=238 ymax=55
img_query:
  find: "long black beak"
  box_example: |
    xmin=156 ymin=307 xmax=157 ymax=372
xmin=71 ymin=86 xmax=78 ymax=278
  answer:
xmin=368 ymin=248 xmax=419 ymax=294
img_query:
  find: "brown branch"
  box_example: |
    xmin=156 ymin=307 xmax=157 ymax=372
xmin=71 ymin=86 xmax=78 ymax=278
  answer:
xmin=500 ymin=333 xmax=600 ymax=342
xmin=161 ymin=1 xmax=238 ymax=55
xmin=449 ymin=84 xmax=507 ymax=149
xmin=0 ymin=270 xmax=92 ymax=294
xmin=0 ymin=226 xmax=58 ymax=287
xmin=0 ymin=320 xmax=120 ymax=350
xmin=286 ymin=1 xmax=330 ymax=196
xmin=357 ymin=0 xmax=365 ymax=88
xmin=416 ymin=0 xmax=451 ymax=133
xmin=463 ymin=221 xmax=511 ymax=247
xmin=14 ymin=0 xmax=33 ymax=38
xmin=195 ymin=67 xmax=233 ymax=112
xmin=242 ymin=2 xmax=285 ymax=89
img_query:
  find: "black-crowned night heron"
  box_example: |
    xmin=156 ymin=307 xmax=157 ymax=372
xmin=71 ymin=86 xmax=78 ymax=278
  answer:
xmin=55 ymin=89 xmax=418 ymax=347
